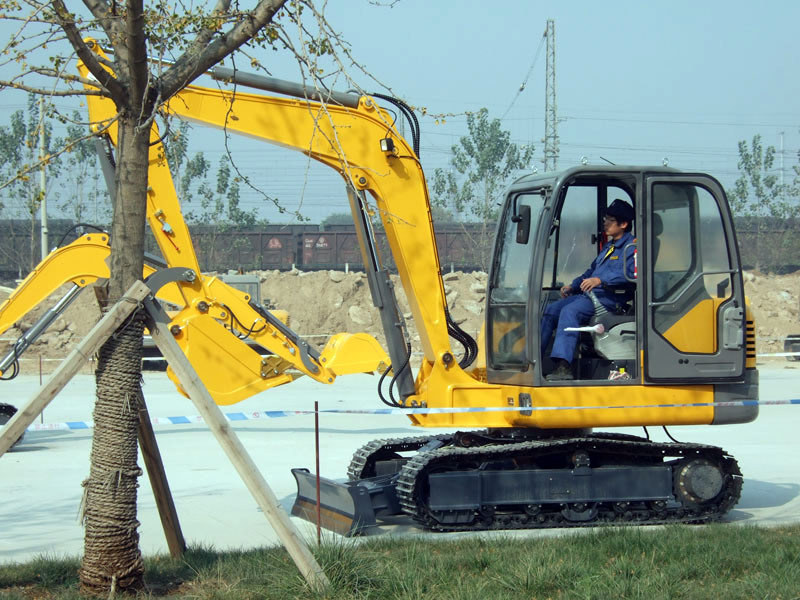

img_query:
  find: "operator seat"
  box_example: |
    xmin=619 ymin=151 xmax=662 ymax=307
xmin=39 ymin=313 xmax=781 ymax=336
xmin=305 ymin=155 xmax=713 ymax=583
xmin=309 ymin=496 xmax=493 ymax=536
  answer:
xmin=578 ymin=227 xmax=641 ymax=374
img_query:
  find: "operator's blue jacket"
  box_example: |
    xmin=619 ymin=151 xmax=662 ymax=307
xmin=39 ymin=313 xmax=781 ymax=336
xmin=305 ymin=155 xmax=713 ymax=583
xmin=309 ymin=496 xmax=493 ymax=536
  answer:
xmin=568 ymin=232 xmax=636 ymax=303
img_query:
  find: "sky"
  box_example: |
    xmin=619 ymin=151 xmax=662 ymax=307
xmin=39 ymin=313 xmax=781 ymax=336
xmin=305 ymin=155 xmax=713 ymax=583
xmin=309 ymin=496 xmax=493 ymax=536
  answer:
xmin=2 ymin=0 xmax=799 ymax=224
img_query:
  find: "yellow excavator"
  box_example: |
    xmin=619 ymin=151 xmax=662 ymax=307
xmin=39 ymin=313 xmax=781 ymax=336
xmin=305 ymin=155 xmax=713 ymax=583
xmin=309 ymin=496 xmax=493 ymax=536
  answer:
xmin=0 ymin=40 xmax=757 ymax=534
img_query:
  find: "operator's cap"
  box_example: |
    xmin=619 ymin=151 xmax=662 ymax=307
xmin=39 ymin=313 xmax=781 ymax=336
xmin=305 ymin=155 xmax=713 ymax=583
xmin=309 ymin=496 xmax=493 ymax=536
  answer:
xmin=606 ymin=199 xmax=634 ymax=223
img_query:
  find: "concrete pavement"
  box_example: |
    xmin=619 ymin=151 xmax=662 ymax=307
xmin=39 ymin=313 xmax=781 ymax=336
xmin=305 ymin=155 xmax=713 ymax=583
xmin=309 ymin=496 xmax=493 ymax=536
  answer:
xmin=1 ymin=365 xmax=798 ymax=564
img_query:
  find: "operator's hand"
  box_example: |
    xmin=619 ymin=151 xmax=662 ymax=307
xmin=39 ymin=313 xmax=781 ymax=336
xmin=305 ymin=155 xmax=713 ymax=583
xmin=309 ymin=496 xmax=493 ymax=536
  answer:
xmin=559 ymin=284 xmax=573 ymax=298
xmin=579 ymin=277 xmax=602 ymax=293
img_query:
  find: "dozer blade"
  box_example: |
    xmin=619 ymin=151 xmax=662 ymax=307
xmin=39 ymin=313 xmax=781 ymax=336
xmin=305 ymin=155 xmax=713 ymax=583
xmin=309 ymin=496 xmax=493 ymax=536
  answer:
xmin=290 ymin=468 xmax=400 ymax=537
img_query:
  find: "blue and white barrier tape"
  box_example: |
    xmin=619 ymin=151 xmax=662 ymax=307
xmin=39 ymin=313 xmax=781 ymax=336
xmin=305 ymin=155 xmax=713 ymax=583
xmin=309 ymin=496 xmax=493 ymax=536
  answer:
xmin=22 ymin=398 xmax=800 ymax=432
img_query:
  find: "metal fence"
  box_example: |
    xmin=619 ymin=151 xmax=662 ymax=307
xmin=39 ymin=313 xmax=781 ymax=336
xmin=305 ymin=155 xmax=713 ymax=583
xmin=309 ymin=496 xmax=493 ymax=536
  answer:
xmin=1 ymin=218 xmax=798 ymax=282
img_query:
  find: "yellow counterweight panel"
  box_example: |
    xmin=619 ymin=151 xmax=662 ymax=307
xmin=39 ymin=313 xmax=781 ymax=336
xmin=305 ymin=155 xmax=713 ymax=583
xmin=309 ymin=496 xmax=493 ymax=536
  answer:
xmin=407 ymin=361 xmax=715 ymax=429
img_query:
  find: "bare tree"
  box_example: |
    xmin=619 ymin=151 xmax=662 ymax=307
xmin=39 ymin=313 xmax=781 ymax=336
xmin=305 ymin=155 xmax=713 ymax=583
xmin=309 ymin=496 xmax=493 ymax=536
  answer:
xmin=0 ymin=1 xmax=289 ymax=594
xmin=0 ymin=0 xmax=419 ymax=593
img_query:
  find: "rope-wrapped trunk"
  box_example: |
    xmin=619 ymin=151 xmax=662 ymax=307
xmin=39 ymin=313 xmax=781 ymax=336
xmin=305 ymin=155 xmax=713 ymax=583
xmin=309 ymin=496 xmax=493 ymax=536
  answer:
xmin=79 ymin=310 xmax=146 ymax=595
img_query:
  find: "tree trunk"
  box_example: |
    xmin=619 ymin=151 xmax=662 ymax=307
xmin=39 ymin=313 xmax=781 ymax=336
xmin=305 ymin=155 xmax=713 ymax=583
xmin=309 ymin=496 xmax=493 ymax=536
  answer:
xmin=79 ymin=115 xmax=149 ymax=595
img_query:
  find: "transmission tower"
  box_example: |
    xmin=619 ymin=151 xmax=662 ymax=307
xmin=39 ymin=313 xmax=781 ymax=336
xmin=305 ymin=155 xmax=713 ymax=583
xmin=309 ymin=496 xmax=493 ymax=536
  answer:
xmin=543 ymin=18 xmax=559 ymax=172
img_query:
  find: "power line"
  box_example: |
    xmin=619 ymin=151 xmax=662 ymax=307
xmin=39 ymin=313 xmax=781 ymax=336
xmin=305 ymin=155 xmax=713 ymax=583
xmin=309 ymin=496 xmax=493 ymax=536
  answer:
xmin=562 ymin=115 xmax=800 ymax=129
xmin=500 ymin=29 xmax=546 ymax=121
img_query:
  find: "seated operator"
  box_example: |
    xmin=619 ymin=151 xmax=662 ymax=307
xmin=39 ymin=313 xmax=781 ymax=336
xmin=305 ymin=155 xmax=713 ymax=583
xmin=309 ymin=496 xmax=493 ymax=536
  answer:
xmin=541 ymin=199 xmax=636 ymax=381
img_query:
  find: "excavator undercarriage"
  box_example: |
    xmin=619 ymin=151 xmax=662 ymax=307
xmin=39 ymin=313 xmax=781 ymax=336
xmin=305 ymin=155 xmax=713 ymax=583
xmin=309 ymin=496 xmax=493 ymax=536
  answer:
xmin=292 ymin=429 xmax=742 ymax=536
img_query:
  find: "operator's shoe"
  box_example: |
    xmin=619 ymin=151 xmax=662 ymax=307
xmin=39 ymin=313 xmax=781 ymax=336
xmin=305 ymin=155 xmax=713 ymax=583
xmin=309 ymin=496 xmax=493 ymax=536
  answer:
xmin=546 ymin=363 xmax=574 ymax=381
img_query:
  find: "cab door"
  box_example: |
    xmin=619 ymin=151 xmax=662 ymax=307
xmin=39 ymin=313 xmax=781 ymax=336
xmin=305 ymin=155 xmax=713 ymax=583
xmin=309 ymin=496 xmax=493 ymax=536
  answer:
xmin=643 ymin=174 xmax=745 ymax=382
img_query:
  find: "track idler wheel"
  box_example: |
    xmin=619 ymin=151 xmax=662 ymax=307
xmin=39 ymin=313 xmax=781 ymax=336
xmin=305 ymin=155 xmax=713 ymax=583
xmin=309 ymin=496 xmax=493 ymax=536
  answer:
xmin=674 ymin=458 xmax=725 ymax=505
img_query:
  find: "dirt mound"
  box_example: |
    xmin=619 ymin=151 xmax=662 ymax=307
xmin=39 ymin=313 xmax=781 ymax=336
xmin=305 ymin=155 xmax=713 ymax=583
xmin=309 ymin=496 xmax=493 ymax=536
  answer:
xmin=743 ymin=271 xmax=800 ymax=356
xmin=0 ymin=269 xmax=796 ymax=375
xmin=256 ymin=269 xmax=488 ymax=353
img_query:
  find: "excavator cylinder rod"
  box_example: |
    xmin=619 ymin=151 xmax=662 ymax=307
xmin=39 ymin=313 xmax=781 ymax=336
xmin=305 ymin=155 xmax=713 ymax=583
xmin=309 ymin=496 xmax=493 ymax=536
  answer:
xmin=0 ymin=284 xmax=83 ymax=376
xmin=210 ymin=67 xmax=361 ymax=108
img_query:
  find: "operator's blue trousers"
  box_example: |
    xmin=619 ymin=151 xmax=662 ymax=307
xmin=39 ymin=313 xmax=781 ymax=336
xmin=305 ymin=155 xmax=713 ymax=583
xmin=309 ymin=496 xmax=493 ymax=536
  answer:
xmin=540 ymin=294 xmax=596 ymax=364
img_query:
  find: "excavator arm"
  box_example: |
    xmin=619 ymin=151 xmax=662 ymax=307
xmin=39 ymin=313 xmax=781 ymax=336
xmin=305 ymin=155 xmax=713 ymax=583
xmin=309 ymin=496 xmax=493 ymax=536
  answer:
xmin=0 ymin=234 xmax=113 ymax=378
xmin=0 ymin=233 xmax=112 ymax=338
xmin=0 ymin=233 xmax=195 ymax=377
xmin=161 ymin=77 xmax=453 ymax=367
xmin=155 ymin=68 xmax=492 ymax=414
xmin=0 ymin=41 xmax=388 ymax=402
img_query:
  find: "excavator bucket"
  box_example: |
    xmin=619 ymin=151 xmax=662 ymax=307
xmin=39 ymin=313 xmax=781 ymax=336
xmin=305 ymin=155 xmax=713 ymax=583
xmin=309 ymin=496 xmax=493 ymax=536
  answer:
xmin=318 ymin=332 xmax=390 ymax=375
xmin=290 ymin=468 xmax=400 ymax=536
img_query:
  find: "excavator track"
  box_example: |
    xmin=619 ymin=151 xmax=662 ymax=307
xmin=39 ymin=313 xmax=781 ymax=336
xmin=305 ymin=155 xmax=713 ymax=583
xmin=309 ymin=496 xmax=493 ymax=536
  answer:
xmin=294 ymin=432 xmax=742 ymax=536
xmin=393 ymin=435 xmax=742 ymax=531
xmin=347 ymin=433 xmax=455 ymax=480
xmin=345 ymin=429 xmax=600 ymax=481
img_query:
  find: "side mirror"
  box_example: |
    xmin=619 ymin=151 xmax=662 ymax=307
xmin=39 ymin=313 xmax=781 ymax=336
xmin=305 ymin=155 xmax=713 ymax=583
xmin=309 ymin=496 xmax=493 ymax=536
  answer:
xmin=512 ymin=204 xmax=531 ymax=244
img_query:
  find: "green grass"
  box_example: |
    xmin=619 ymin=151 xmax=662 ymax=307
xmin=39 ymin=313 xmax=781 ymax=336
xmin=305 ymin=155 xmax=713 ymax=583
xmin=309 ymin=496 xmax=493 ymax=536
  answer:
xmin=1 ymin=524 xmax=799 ymax=599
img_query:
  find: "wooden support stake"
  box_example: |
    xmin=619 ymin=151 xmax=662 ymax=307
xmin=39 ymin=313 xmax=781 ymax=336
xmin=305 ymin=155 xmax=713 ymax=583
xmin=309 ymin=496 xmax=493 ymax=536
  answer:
xmin=144 ymin=297 xmax=329 ymax=592
xmin=0 ymin=280 xmax=151 ymax=458
xmin=138 ymin=394 xmax=186 ymax=558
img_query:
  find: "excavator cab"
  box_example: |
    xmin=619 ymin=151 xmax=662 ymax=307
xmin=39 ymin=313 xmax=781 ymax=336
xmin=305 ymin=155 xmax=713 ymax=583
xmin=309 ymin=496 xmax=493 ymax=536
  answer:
xmin=487 ymin=166 xmax=751 ymax=391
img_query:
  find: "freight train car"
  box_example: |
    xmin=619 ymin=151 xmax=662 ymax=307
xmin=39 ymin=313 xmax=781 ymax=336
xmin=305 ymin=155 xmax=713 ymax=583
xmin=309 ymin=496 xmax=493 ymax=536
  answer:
xmin=0 ymin=219 xmax=797 ymax=282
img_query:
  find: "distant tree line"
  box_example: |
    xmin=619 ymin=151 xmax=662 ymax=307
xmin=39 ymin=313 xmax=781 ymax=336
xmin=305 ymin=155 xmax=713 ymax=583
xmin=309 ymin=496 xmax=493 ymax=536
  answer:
xmin=729 ymin=134 xmax=800 ymax=272
xmin=3 ymin=103 xmax=799 ymax=276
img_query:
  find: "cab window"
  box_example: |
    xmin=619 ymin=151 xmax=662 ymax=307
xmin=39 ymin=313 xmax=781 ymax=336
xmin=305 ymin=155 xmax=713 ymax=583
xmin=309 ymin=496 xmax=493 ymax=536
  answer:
xmin=651 ymin=183 xmax=733 ymax=352
xmin=488 ymin=193 xmax=543 ymax=368
xmin=543 ymin=184 xmax=634 ymax=288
